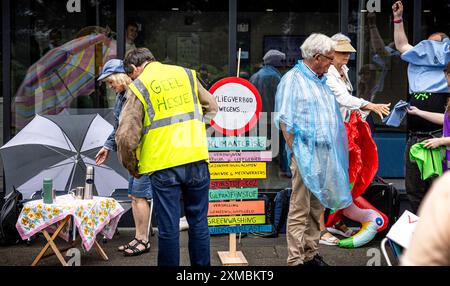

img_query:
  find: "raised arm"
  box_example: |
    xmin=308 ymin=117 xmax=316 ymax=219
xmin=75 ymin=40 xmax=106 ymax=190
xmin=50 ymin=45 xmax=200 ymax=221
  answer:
xmin=367 ymin=12 xmax=390 ymax=57
xmin=392 ymin=1 xmax=414 ymax=54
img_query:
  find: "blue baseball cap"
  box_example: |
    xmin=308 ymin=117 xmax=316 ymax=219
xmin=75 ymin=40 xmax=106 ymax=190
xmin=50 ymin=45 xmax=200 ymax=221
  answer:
xmin=97 ymin=59 xmax=126 ymax=81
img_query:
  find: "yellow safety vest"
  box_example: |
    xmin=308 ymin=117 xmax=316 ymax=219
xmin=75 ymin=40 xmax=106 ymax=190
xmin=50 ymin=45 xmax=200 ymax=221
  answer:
xmin=128 ymin=62 xmax=209 ymax=174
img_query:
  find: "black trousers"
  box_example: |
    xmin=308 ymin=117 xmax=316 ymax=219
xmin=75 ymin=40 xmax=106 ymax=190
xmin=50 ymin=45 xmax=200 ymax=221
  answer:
xmin=404 ymin=130 xmax=442 ymax=214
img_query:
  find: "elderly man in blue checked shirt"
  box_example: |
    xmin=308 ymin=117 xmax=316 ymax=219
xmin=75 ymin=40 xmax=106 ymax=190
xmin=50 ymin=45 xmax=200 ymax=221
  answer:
xmin=274 ymin=33 xmax=352 ymax=267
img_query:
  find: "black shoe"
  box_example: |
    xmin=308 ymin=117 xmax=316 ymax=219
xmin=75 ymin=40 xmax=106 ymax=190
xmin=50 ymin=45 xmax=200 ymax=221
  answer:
xmin=303 ymin=254 xmax=329 ymax=266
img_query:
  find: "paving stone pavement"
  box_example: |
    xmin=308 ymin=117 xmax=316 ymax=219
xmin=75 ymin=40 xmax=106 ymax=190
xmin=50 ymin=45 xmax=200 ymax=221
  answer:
xmin=0 ymin=228 xmax=392 ymax=266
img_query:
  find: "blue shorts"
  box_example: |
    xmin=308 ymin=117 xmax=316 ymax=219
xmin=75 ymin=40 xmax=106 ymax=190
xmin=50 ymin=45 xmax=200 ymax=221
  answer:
xmin=128 ymin=174 xmax=153 ymax=199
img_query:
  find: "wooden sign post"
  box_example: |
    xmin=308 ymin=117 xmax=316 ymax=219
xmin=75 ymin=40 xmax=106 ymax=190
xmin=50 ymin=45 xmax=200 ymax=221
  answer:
xmin=228 ymin=48 xmax=241 ymax=265
xmin=207 ymin=49 xmax=272 ymax=265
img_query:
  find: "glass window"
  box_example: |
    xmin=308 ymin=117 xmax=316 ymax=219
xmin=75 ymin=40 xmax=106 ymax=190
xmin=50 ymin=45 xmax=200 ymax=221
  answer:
xmin=239 ymin=1 xmax=339 ymax=76
xmin=1 ymin=1 xmax=3 ymax=187
xmin=422 ymin=0 xmax=450 ymax=40
xmin=0 ymin=1 xmax=2 ymax=101
xmin=239 ymin=0 xmax=339 ymax=190
xmin=10 ymin=0 xmax=117 ymax=135
xmin=125 ymin=0 xmax=229 ymax=88
xmin=348 ymin=0 xmax=413 ymax=132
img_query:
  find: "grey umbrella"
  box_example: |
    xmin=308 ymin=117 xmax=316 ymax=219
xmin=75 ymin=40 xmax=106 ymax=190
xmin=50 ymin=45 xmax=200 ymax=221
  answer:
xmin=0 ymin=113 xmax=128 ymax=199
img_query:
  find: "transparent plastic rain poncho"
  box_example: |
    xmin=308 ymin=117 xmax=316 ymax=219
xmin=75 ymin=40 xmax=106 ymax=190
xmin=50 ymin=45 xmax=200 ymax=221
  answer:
xmin=274 ymin=61 xmax=352 ymax=210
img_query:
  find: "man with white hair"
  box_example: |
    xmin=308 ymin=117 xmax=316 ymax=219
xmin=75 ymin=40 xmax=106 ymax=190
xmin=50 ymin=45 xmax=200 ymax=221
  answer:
xmin=275 ymin=33 xmax=352 ymax=266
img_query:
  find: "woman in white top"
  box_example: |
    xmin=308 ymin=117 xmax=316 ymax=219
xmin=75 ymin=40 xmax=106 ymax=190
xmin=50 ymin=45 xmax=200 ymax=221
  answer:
xmin=319 ymin=34 xmax=391 ymax=246
xmin=326 ymin=33 xmax=391 ymax=122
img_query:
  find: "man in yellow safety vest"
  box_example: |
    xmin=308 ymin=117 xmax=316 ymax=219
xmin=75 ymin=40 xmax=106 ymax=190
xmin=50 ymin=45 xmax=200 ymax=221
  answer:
xmin=116 ymin=48 xmax=218 ymax=266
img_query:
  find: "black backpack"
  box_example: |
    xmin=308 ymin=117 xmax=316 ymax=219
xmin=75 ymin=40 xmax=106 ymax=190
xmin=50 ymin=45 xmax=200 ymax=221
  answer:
xmin=251 ymin=189 xmax=292 ymax=238
xmin=250 ymin=192 xmax=277 ymax=238
xmin=0 ymin=187 xmax=23 ymax=246
xmin=273 ymin=188 xmax=292 ymax=234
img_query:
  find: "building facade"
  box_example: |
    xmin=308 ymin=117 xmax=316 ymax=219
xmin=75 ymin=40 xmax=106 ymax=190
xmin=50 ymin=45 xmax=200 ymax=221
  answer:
xmin=1 ymin=0 xmax=449 ymax=194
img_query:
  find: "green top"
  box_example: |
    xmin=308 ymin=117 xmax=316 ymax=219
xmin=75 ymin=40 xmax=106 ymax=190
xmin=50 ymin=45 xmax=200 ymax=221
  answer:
xmin=409 ymin=142 xmax=443 ymax=180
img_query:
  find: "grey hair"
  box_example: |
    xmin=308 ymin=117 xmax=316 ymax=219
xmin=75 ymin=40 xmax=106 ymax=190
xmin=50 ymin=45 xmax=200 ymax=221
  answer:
xmin=300 ymin=33 xmax=337 ymax=59
xmin=331 ymin=33 xmax=352 ymax=43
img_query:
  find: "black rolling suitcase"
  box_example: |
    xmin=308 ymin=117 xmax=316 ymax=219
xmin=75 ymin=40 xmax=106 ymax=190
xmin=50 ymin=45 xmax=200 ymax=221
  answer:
xmin=361 ymin=176 xmax=400 ymax=238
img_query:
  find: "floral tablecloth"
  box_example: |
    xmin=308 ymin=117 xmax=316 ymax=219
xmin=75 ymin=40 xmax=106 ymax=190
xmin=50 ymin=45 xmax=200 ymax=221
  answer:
xmin=16 ymin=195 xmax=124 ymax=251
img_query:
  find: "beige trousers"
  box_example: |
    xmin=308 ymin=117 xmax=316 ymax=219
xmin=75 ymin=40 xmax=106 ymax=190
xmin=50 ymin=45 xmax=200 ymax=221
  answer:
xmin=286 ymin=156 xmax=324 ymax=266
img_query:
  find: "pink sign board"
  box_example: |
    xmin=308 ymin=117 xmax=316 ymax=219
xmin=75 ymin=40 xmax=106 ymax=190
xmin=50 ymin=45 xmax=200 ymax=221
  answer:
xmin=209 ymin=151 xmax=272 ymax=162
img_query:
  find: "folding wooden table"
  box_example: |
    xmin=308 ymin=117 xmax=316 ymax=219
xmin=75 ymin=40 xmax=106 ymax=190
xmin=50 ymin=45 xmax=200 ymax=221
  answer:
xmin=31 ymin=215 xmax=109 ymax=266
xmin=16 ymin=195 xmax=123 ymax=267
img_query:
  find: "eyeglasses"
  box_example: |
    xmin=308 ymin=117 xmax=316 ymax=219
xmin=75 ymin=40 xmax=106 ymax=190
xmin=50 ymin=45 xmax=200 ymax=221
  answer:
xmin=315 ymin=53 xmax=334 ymax=62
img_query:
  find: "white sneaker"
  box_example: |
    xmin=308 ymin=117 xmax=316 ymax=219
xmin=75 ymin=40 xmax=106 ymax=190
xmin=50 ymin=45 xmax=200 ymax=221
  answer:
xmin=179 ymin=216 xmax=189 ymax=231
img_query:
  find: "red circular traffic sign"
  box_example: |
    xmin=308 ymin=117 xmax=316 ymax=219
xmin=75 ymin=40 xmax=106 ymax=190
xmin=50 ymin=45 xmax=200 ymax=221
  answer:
xmin=209 ymin=77 xmax=262 ymax=136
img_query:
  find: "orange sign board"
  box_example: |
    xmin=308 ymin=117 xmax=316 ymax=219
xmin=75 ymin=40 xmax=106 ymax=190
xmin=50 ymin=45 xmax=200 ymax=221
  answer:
xmin=208 ymin=200 xmax=265 ymax=216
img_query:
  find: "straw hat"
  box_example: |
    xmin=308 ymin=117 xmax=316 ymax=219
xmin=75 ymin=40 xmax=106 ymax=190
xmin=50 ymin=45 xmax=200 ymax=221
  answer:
xmin=335 ymin=40 xmax=356 ymax=53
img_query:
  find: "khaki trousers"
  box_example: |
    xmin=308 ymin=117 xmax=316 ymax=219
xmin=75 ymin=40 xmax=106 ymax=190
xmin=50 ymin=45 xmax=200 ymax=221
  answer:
xmin=286 ymin=156 xmax=324 ymax=266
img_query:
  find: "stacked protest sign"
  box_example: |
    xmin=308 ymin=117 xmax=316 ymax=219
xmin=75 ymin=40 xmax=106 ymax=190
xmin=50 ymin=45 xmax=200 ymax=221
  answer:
xmin=207 ymin=76 xmax=272 ymax=265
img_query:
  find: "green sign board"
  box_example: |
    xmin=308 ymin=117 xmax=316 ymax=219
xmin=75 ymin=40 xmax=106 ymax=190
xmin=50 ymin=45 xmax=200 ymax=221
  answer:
xmin=208 ymin=188 xmax=258 ymax=201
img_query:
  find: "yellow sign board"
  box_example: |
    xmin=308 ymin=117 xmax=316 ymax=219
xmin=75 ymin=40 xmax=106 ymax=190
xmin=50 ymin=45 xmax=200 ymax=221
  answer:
xmin=209 ymin=162 xmax=266 ymax=179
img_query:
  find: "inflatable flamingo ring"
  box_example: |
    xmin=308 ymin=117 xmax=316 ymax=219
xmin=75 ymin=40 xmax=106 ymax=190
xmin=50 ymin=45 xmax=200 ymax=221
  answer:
xmin=326 ymin=112 xmax=389 ymax=248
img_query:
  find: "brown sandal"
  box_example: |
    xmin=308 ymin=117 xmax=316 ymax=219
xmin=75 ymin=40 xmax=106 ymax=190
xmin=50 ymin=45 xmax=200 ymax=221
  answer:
xmin=327 ymin=221 xmax=357 ymax=238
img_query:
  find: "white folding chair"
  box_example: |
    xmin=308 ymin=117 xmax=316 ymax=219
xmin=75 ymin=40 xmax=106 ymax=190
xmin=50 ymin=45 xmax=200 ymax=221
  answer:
xmin=381 ymin=210 xmax=417 ymax=266
xmin=381 ymin=237 xmax=403 ymax=266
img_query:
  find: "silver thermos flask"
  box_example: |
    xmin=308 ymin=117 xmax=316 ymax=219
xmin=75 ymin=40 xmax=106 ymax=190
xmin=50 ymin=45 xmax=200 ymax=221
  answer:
xmin=83 ymin=166 xmax=95 ymax=200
